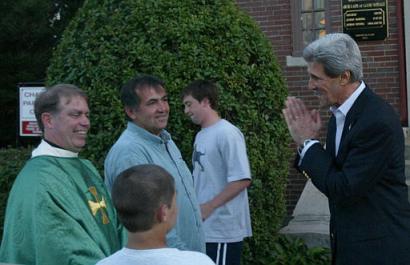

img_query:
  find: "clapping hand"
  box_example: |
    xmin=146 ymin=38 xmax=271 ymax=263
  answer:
xmin=282 ymin=97 xmax=322 ymax=145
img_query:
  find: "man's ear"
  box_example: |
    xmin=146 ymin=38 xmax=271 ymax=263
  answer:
xmin=41 ymin=112 xmax=53 ymax=129
xmin=340 ymin=70 xmax=351 ymax=86
xmin=124 ymin=107 xmax=137 ymax=120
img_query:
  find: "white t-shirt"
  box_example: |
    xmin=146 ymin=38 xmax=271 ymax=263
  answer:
xmin=96 ymin=247 xmax=215 ymax=265
xmin=192 ymin=119 xmax=252 ymax=242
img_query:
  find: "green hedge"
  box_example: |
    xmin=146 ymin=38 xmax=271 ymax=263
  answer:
xmin=47 ymin=0 xmax=290 ymax=263
xmin=269 ymin=236 xmax=331 ymax=265
xmin=0 ymin=147 xmax=31 ymax=239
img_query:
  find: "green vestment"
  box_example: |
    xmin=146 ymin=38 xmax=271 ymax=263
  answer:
xmin=0 ymin=151 xmax=124 ymax=265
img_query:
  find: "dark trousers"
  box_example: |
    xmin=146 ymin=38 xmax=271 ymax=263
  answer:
xmin=206 ymin=241 xmax=243 ymax=265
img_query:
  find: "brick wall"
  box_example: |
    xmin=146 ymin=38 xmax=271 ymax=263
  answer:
xmin=236 ymin=0 xmax=403 ymax=215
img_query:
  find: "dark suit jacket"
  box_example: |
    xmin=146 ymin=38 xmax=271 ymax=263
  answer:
xmin=299 ymin=86 xmax=410 ymax=265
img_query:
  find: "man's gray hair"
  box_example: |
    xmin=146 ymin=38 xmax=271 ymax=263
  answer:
xmin=303 ymin=33 xmax=363 ymax=82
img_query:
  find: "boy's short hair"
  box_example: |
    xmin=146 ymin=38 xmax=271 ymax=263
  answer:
xmin=181 ymin=80 xmax=218 ymax=110
xmin=111 ymin=164 xmax=175 ymax=232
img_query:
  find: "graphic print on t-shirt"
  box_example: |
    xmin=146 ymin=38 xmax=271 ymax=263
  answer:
xmin=193 ymin=144 xmax=205 ymax=172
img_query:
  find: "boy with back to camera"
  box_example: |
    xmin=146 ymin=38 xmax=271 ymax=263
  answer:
xmin=96 ymin=164 xmax=215 ymax=265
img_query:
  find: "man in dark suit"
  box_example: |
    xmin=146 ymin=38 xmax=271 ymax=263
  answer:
xmin=282 ymin=33 xmax=410 ymax=265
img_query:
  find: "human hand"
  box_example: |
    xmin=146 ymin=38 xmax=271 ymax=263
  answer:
xmin=282 ymin=96 xmax=321 ymax=145
xmin=200 ymin=202 xmax=214 ymax=221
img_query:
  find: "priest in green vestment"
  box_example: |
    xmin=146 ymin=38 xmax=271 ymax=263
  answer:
xmin=0 ymin=84 xmax=125 ymax=265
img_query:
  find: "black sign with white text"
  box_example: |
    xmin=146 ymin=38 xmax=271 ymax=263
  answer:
xmin=342 ymin=0 xmax=388 ymax=41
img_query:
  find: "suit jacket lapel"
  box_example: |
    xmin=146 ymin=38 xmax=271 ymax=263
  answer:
xmin=337 ymin=85 xmax=370 ymax=158
xmin=327 ymin=115 xmax=336 ymax=157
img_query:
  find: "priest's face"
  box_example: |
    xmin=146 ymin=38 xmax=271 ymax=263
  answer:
xmin=43 ymin=95 xmax=90 ymax=152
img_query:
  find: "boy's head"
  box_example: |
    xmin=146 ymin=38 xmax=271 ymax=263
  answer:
xmin=111 ymin=164 xmax=176 ymax=233
xmin=181 ymin=80 xmax=219 ymax=110
xmin=182 ymin=80 xmax=219 ymax=126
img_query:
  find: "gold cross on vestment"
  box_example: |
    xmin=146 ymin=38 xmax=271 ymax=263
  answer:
xmin=88 ymin=186 xmax=110 ymax=224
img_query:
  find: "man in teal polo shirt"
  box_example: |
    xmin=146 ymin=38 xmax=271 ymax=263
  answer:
xmin=104 ymin=75 xmax=205 ymax=253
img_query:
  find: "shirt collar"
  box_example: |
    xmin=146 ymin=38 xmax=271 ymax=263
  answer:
xmin=127 ymin=121 xmax=170 ymax=144
xmin=330 ymin=81 xmax=365 ymax=116
xmin=32 ymin=140 xmax=79 ymax=158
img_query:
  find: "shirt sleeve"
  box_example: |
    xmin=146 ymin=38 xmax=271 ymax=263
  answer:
xmin=220 ymin=128 xmax=251 ymax=182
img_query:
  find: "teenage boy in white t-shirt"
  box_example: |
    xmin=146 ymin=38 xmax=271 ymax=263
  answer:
xmin=96 ymin=164 xmax=215 ymax=265
xmin=182 ymin=80 xmax=252 ymax=265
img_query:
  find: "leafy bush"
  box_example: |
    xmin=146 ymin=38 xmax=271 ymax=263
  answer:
xmin=0 ymin=147 xmax=31 ymax=239
xmin=47 ymin=0 xmax=290 ymax=263
xmin=268 ymin=236 xmax=331 ymax=265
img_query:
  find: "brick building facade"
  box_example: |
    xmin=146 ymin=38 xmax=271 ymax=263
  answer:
xmin=236 ymin=0 xmax=408 ymax=214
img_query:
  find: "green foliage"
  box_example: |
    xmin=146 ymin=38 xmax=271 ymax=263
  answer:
xmin=267 ymin=236 xmax=331 ymax=265
xmin=47 ymin=0 xmax=290 ymax=263
xmin=0 ymin=0 xmax=84 ymax=147
xmin=0 ymin=147 xmax=31 ymax=239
